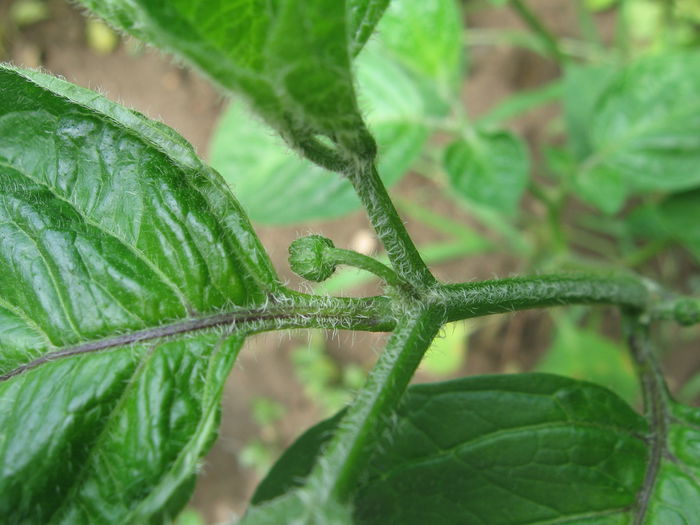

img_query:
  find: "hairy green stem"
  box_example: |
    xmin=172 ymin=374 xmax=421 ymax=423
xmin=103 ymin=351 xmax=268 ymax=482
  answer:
xmin=439 ymin=274 xmax=650 ymax=322
xmin=6 ymin=273 xmax=698 ymax=382
xmin=0 ymin=294 xmax=395 ymax=382
xmin=304 ymin=306 xmax=444 ymax=503
xmin=326 ymin=248 xmax=402 ymax=287
xmin=510 ymin=0 xmax=568 ymax=63
xmin=347 ymin=164 xmax=436 ymax=289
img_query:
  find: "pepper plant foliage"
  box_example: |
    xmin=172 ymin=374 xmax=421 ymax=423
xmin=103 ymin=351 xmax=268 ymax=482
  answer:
xmin=2 ymin=1 xmax=700 ymax=524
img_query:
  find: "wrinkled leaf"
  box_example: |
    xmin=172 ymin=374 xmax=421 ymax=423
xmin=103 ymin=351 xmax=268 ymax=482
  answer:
xmin=77 ymin=0 xmax=374 ymax=162
xmin=571 ymin=54 xmax=700 ymax=212
xmin=0 ymin=65 xmax=277 ymax=522
xmin=443 ymin=130 xmax=529 ymax=215
xmin=253 ymin=373 xmax=700 ymax=524
xmin=210 ymin=44 xmax=428 ymax=224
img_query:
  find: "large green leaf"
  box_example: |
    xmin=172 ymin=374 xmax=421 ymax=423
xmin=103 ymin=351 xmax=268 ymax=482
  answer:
xmin=0 ymin=65 xmax=278 ymax=523
xmin=571 ymin=53 xmax=700 ymax=213
xmin=209 ymin=44 xmax=428 ymax=224
xmin=252 ymin=373 xmax=700 ymax=524
xmin=77 ymin=0 xmax=375 ymax=162
xmin=443 ymin=130 xmax=529 ymax=215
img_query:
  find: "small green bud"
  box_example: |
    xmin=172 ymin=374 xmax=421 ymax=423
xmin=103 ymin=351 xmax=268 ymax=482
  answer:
xmin=674 ymin=299 xmax=700 ymax=326
xmin=289 ymin=235 xmax=337 ymax=282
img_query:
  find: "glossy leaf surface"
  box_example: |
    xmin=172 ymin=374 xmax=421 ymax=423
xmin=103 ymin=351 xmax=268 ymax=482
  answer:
xmin=77 ymin=0 xmax=374 ymax=161
xmin=0 ymin=65 xmax=276 ymax=522
xmin=443 ymin=130 xmax=529 ymax=215
xmin=253 ymin=373 xmax=700 ymax=524
xmin=210 ymin=44 xmax=428 ymax=223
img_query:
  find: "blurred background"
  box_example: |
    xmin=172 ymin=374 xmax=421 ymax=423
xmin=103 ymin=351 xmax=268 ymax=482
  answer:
xmin=2 ymin=0 xmax=700 ymax=523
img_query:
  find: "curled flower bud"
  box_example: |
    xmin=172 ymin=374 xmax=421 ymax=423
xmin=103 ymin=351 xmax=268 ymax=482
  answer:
xmin=288 ymin=235 xmax=337 ymax=282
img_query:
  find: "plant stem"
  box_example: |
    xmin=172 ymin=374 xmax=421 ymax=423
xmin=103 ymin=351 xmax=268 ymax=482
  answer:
xmin=304 ymin=306 xmax=444 ymax=503
xmin=315 ymin=240 xmax=493 ymax=296
xmin=347 ymin=164 xmax=436 ymax=290
xmin=510 ymin=0 xmax=567 ymax=63
xmin=10 ymin=273 xmax=698 ymax=382
xmin=465 ymin=29 xmax=612 ymax=62
xmin=0 ymin=294 xmax=396 ymax=382
xmin=439 ymin=274 xmax=650 ymax=322
xmin=622 ymin=314 xmax=670 ymax=524
xmin=326 ymin=247 xmax=402 ymax=287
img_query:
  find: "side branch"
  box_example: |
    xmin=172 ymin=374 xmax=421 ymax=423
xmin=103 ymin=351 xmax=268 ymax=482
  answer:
xmin=439 ymin=274 xmax=650 ymax=322
xmin=347 ymin=164 xmax=436 ymax=290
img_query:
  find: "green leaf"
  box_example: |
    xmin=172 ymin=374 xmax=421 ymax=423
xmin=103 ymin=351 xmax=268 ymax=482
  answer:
xmin=575 ymin=164 xmax=627 ymax=215
xmin=536 ymin=318 xmax=640 ymax=406
xmin=252 ymin=410 xmax=347 ymax=506
xmin=348 ymin=0 xmax=391 ymax=56
xmin=563 ymin=63 xmax=616 ymax=161
xmin=0 ymin=65 xmax=278 ymax=522
xmin=2 ymin=334 xmax=243 ymax=524
xmin=572 ymin=53 xmax=700 ymax=212
xmin=254 ymin=372 xmax=700 ymax=523
xmin=253 ymin=373 xmax=700 ymax=523
xmin=377 ymin=0 xmax=464 ymax=103
xmin=443 ymin=130 xmax=529 ymax=215
xmin=77 ymin=0 xmax=375 ymax=164
xmin=210 ymin=44 xmax=428 ymax=224
xmin=656 ymin=189 xmax=700 ymax=261
xmin=643 ymin=400 xmax=700 ymax=522
xmin=254 ymin=374 xmax=655 ymax=523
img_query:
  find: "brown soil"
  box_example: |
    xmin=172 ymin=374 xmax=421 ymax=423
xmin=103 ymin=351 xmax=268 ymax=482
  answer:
xmin=2 ymin=1 xmax=699 ymax=523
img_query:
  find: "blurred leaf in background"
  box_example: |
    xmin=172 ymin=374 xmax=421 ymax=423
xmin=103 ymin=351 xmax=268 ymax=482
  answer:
xmin=420 ymin=321 xmax=470 ymax=376
xmin=292 ymin=333 xmax=366 ymax=417
xmin=174 ymin=508 xmax=206 ymax=525
xmin=443 ymin=130 xmax=529 ymax=216
xmin=566 ymin=53 xmax=700 ymax=214
xmin=536 ymin=315 xmax=640 ymax=406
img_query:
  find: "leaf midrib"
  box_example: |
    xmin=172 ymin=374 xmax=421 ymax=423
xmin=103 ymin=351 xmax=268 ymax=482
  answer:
xmin=0 ymin=297 xmax=394 ymax=383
